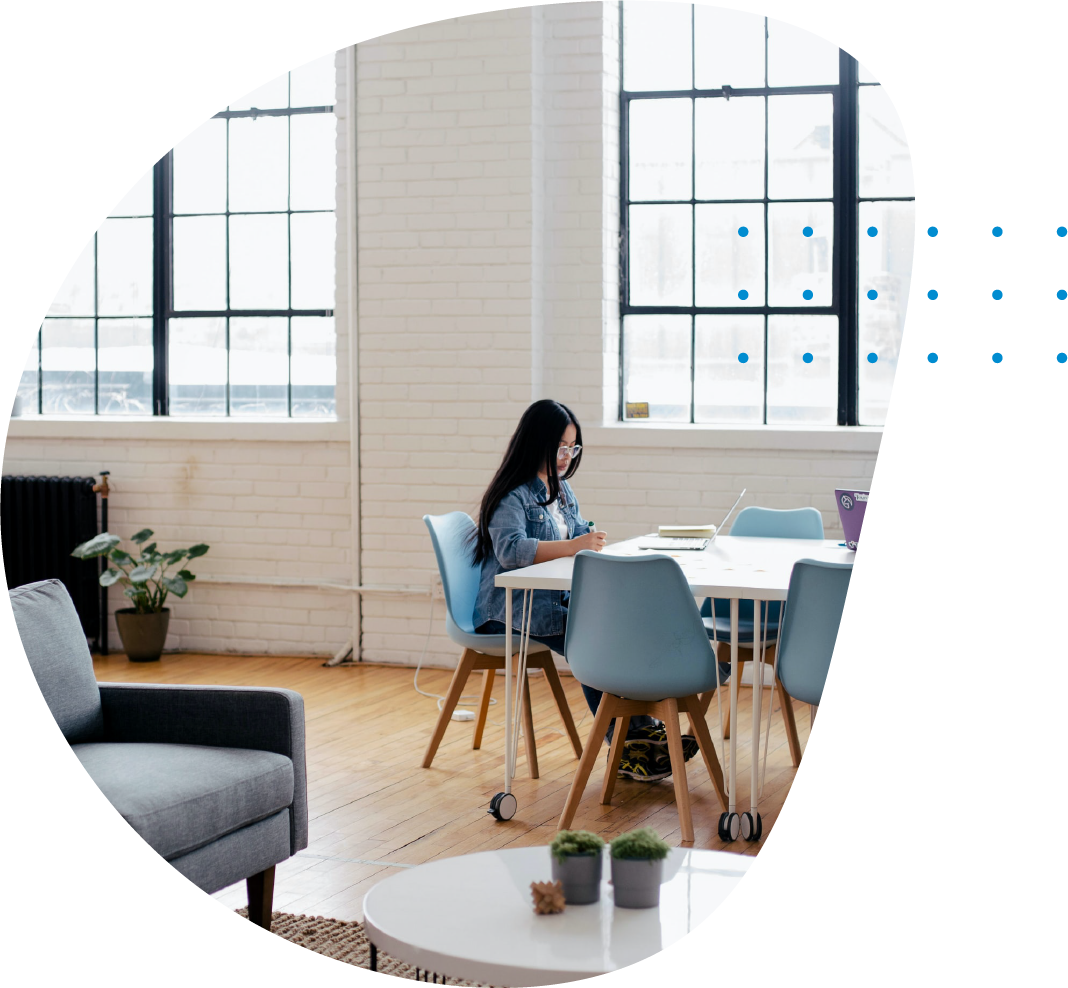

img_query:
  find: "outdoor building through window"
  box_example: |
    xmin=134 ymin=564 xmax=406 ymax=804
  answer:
xmin=20 ymin=52 xmax=338 ymax=419
xmin=619 ymin=2 xmax=913 ymax=426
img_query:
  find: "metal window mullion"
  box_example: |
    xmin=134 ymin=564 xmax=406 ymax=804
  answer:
xmin=93 ymin=232 xmax=99 ymax=415
xmin=225 ymin=115 xmax=231 ymax=417
xmin=690 ymin=69 xmax=696 ymax=423
xmin=288 ymin=99 xmax=294 ymax=418
xmin=834 ymin=49 xmax=859 ymax=425
xmin=152 ymin=152 xmax=172 ymax=416
xmin=763 ymin=18 xmax=769 ymax=424
xmin=618 ymin=0 xmax=627 ymax=422
xmin=37 ymin=326 xmax=43 ymax=414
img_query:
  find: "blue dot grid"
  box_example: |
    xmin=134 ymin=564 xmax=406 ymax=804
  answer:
xmin=738 ymin=226 xmax=749 ymax=237
xmin=928 ymin=289 xmax=938 ymax=300
xmin=867 ymin=353 xmax=878 ymax=363
xmin=1059 ymin=353 xmax=1067 ymax=363
xmin=928 ymin=353 xmax=938 ymax=363
xmin=992 ymin=353 xmax=1003 ymax=363
xmin=802 ymin=352 xmax=813 ymax=363
xmin=1059 ymin=290 xmax=1067 ymax=300
xmin=867 ymin=226 xmax=878 ymax=237
xmin=992 ymin=289 xmax=1003 ymax=300
xmin=992 ymin=226 xmax=1003 ymax=237
xmin=738 ymin=289 xmax=749 ymax=300
xmin=802 ymin=226 xmax=813 ymax=237
xmin=738 ymin=352 xmax=749 ymax=364
xmin=928 ymin=226 xmax=938 ymax=237
xmin=1059 ymin=227 xmax=1067 ymax=237
xmin=802 ymin=289 xmax=813 ymax=300
xmin=867 ymin=289 xmax=878 ymax=300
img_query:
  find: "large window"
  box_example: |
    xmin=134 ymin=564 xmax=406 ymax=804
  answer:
xmin=619 ymin=3 xmax=913 ymax=426
xmin=19 ymin=52 xmax=338 ymax=419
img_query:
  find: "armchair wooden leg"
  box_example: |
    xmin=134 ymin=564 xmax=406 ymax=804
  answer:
xmin=558 ymin=695 xmax=617 ymax=832
xmin=422 ymin=649 xmax=477 ymax=769
xmin=600 ymin=713 xmax=629 ymax=805
xmin=778 ymin=677 xmax=802 ymax=768
xmin=247 ymin=865 xmax=275 ymax=930
xmin=472 ymin=668 xmax=495 ymax=750
xmin=542 ymin=660 xmax=583 ymax=758
xmin=662 ymin=700 xmax=694 ymax=844
xmin=521 ymin=670 xmax=539 ymax=779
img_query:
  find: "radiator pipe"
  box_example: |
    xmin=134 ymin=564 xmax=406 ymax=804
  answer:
xmin=93 ymin=471 xmax=110 ymax=655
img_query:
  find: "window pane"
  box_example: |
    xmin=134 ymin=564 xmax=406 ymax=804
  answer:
xmin=109 ymin=166 xmax=154 ymax=217
xmin=767 ymin=18 xmax=839 ymax=86
xmin=229 ymin=116 xmax=289 ymax=213
xmin=97 ymin=217 xmax=152 ymax=316
xmin=622 ymin=314 xmax=691 ymax=421
xmin=768 ymin=202 xmax=833 ymax=306
xmin=628 ymin=98 xmax=692 ymax=202
xmin=859 ymin=201 xmax=915 ymax=426
xmin=173 ymin=118 xmax=227 ymax=215
xmin=229 ymin=214 xmax=289 ymax=309
xmin=230 ymin=316 xmax=288 ymax=416
xmin=768 ymin=94 xmax=833 ymax=199
xmin=291 ymin=212 xmax=335 ymax=310
xmin=767 ymin=315 xmax=838 ymax=424
xmin=41 ymin=319 xmax=95 ymax=414
xmin=695 ymin=316 xmax=764 ymax=424
xmin=290 ymin=52 xmax=336 ymax=107
xmin=290 ymin=113 xmax=337 ymax=211
xmin=173 ymin=216 xmax=227 ymax=311
xmin=16 ymin=333 xmax=39 ymax=417
xmin=622 ymin=0 xmax=692 ymax=92
xmin=694 ymin=96 xmax=764 ymax=201
xmin=291 ymin=316 xmax=336 ymax=417
xmin=694 ymin=6 xmax=765 ymax=89
xmin=628 ymin=204 xmax=692 ymax=306
xmin=858 ymin=64 xmax=878 ymax=84
xmin=859 ymin=85 xmax=914 ymax=198
xmin=48 ymin=237 xmax=95 ymax=316
xmin=98 ymin=319 xmax=153 ymax=416
xmin=696 ymin=203 xmax=764 ymax=306
xmin=168 ymin=317 xmax=227 ymax=416
xmin=229 ymin=72 xmax=288 ymax=112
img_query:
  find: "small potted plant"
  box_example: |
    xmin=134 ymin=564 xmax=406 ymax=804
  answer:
xmin=550 ymin=829 xmax=605 ymax=905
xmin=71 ymin=529 xmax=209 ymax=662
xmin=609 ymin=827 xmax=671 ymax=909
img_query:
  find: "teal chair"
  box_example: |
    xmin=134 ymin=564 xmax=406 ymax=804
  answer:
xmin=421 ymin=512 xmax=582 ymax=779
xmin=557 ymin=551 xmax=728 ymax=844
xmin=700 ymin=505 xmax=825 ymax=761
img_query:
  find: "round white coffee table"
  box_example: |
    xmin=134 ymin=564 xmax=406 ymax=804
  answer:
xmin=362 ymin=846 xmax=752 ymax=985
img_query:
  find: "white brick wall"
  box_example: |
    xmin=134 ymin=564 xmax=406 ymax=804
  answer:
xmin=4 ymin=4 xmax=879 ymax=666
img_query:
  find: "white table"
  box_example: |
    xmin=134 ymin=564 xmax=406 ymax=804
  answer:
xmin=493 ymin=535 xmax=854 ymax=839
xmin=362 ymin=846 xmax=752 ymax=985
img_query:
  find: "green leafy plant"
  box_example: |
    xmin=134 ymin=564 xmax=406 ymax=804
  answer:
xmin=71 ymin=529 xmax=209 ymax=615
xmin=609 ymin=827 xmax=671 ymax=861
xmin=550 ymin=830 xmax=605 ymax=863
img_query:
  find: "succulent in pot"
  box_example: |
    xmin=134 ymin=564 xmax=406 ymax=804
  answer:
xmin=549 ymin=829 xmax=605 ymax=905
xmin=609 ymin=827 xmax=671 ymax=909
xmin=71 ymin=529 xmax=209 ymax=662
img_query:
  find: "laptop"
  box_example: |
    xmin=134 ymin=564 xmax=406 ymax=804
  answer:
xmin=835 ymin=489 xmax=868 ymax=550
xmin=637 ymin=489 xmax=746 ymax=551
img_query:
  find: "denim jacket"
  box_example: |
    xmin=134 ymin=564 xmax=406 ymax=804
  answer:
xmin=472 ymin=477 xmax=590 ymax=637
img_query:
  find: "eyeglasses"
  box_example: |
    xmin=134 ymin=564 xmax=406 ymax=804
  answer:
xmin=556 ymin=444 xmax=582 ymax=460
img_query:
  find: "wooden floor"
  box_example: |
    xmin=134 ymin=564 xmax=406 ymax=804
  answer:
xmin=91 ymin=651 xmax=811 ymax=922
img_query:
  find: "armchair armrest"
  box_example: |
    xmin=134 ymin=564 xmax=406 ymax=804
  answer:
xmin=97 ymin=683 xmax=308 ymax=854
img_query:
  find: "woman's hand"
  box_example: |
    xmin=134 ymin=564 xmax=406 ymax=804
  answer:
xmin=571 ymin=530 xmax=607 ymax=553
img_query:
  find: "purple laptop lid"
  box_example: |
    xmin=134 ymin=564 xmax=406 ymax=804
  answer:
xmin=835 ymin=489 xmax=868 ymax=550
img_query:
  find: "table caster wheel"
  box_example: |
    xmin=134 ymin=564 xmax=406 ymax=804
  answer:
xmin=488 ymin=792 xmax=517 ymax=821
xmin=740 ymin=812 xmax=763 ymax=841
xmin=718 ymin=811 xmax=740 ymax=842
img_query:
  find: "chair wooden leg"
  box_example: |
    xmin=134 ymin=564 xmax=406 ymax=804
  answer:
xmin=246 ymin=865 xmax=275 ymax=930
xmin=682 ymin=695 xmax=728 ymax=812
xmin=521 ymin=670 xmax=539 ymax=779
xmin=542 ymin=659 xmax=583 ymax=758
xmin=422 ymin=649 xmax=477 ymax=769
xmin=472 ymin=668 xmax=495 ymax=750
xmin=558 ymin=695 xmax=617 ymax=832
xmin=600 ymin=714 xmax=629 ymax=805
xmin=662 ymin=700 xmax=694 ymax=844
xmin=777 ymin=676 xmax=803 ymax=768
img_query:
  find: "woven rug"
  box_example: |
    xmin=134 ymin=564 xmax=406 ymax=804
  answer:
xmin=237 ymin=909 xmax=491 ymax=985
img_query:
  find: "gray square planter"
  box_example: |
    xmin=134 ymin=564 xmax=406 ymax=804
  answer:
xmin=610 ymin=856 xmax=663 ymax=908
xmin=550 ymin=851 xmax=603 ymax=905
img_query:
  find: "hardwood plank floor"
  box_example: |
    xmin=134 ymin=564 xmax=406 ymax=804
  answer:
xmin=91 ymin=651 xmax=811 ymax=922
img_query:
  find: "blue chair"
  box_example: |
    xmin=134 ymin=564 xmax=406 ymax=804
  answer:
xmin=422 ymin=512 xmax=582 ymax=778
xmin=700 ymin=505 xmax=825 ymax=762
xmin=774 ymin=559 xmax=853 ymax=763
xmin=557 ymin=551 xmax=728 ymax=843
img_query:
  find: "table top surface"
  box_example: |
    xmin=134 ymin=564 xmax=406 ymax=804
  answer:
xmin=495 ymin=534 xmax=854 ymax=600
xmin=361 ymin=846 xmax=752 ymax=986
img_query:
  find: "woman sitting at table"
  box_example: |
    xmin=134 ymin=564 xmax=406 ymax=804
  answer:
xmin=470 ymin=398 xmax=704 ymax=782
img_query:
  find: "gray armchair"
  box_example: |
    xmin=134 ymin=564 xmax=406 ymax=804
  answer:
xmin=10 ymin=579 xmax=308 ymax=929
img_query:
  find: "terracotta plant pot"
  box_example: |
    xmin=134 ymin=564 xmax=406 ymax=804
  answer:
xmin=115 ymin=608 xmax=171 ymax=662
xmin=610 ymin=856 xmax=663 ymax=908
xmin=550 ymin=851 xmax=603 ymax=905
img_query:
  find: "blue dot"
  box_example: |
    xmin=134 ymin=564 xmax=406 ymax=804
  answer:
xmin=1059 ymin=227 xmax=1067 ymax=238
xmin=738 ymin=226 xmax=749 ymax=237
xmin=1058 ymin=290 xmax=1067 ymax=300
xmin=927 ymin=226 xmax=938 ymax=237
xmin=802 ymin=289 xmax=813 ymax=300
xmin=927 ymin=352 xmax=938 ymax=363
xmin=867 ymin=289 xmax=878 ymax=300
xmin=927 ymin=289 xmax=938 ymax=300
xmin=802 ymin=352 xmax=813 ymax=364
xmin=992 ymin=289 xmax=1003 ymax=300
xmin=1058 ymin=353 xmax=1067 ymax=363
xmin=738 ymin=289 xmax=749 ymax=300
xmin=867 ymin=226 xmax=878 ymax=237
xmin=867 ymin=352 xmax=878 ymax=364
xmin=992 ymin=352 xmax=1003 ymax=363
xmin=802 ymin=226 xmax=813 ymax=237
xmin=992 ymin=226 xmax=1003 ymax=237
xmin=738 ymin=352 xmax=749 ymax=364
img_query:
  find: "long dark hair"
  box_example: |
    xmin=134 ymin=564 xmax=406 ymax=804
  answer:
xmin=470 ymin=399 xmax=583 ymax=564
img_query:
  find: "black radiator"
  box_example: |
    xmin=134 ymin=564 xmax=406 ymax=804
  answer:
xmin=1 ymin=475 xmax=105 ymax=650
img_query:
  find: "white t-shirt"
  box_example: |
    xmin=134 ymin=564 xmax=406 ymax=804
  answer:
xmin=546 ymin=498 xmax=568 ymax=540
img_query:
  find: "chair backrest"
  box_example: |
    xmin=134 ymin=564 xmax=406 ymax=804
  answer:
xmin=565 ymin=551 xmax=719 ymax=702
xmin=729 ymin=505 xmax=825 ymax=540
xmin=423 ymin=512 xmax=481 ymax=635
xmin=775 ymin=559 xmax=853 ymax=706
xmin=10 ymin=579 xmax=104 ymax=743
